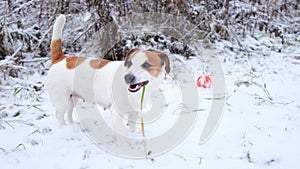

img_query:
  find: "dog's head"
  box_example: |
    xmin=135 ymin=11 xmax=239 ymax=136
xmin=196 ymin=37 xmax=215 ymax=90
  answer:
xmin=124 ymin=49 xmax=170 ymax=93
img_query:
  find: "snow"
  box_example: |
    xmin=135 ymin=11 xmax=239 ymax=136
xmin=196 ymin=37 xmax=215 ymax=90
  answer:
xmin=1 ymin=37 xmax=300 ymax=169
xmin=1 ymin=1 xmax=300 ymax=166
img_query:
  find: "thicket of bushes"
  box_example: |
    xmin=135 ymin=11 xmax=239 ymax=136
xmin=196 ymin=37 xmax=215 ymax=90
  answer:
xmin=0 ymin=0 xmax=299 ymax=78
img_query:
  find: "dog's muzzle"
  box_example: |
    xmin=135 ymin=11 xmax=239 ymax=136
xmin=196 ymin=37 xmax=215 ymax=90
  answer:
xmin=124 ymin=73 xmax=135 ymax=84
xmin=124 ymin=74 xmax=149 ymax=93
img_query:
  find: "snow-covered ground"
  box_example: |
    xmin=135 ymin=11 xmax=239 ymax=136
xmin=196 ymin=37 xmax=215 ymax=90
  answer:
xmin=1 ymin=37 xmax=300 ymax=169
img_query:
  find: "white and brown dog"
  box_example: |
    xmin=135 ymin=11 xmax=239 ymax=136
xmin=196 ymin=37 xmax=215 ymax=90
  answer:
xmin=45 ymin=15 xmax=170 ymax=143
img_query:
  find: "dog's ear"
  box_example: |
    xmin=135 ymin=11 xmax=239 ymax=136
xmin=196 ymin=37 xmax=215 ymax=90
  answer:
xmin=159 ymin=53 xmax=170 ymax=74
xmin=124 ymin=49 xmax=138 ymax=67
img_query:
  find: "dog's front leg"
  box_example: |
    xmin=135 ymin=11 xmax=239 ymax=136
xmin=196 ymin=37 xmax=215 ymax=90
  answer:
xmin=110 ymin=105 xmax=128 ymax=147
xmin=128 ymin=111 xmax=138 ymax=132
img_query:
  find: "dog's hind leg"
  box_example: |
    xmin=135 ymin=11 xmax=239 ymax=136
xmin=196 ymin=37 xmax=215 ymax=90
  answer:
xmin=66 ymin=95 xmax=78 ymax=124
xmin=56 ymin=111 xmax=66 ymax=126
xmin=50 ymin=93 xmax=71 ymax=126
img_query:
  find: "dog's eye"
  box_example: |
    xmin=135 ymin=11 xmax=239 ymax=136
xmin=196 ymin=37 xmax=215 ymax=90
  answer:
xmin=125 ymin=60 xmax=132 ymax=67
xmin=142 ymin=62 xmax=152 ymax=69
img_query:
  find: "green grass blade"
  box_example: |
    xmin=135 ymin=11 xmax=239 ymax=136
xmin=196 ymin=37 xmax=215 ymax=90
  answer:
xmin=140 ymin=84 xmax=148 ymax=157
xmin=12 ymin=143 xmax=26 ymax=152
xmin=140 ymin=85 xmax=146 ymax=112
xmin=13 ymin=87 xmax=22 ymax=96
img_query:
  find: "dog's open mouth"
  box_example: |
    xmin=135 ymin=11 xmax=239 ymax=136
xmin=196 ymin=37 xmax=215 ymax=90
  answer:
xmin=128 ymin=81 xmax=149 ymax=93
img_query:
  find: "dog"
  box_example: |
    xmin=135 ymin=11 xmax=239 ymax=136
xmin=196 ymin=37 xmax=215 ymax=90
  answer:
xmin=45 ymin=14 xmax=170 ymax=144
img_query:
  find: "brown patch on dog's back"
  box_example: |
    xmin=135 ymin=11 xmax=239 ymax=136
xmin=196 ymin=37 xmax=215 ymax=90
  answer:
xmin=66 ymin=56 xmax=86 ymax=69
xmin=90 ymin=59 xmax=111 ymax=69
xmin=52 ymin=55 xmax=67 ymax=65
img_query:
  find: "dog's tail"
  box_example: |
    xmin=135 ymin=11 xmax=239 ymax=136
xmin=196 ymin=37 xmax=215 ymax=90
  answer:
xmin=50 ymin=14 xmax=66 ymax=64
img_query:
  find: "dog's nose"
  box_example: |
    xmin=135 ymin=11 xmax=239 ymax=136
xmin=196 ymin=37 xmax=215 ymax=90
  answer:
xmin=124 ymin=74 xmax=135 ymax=84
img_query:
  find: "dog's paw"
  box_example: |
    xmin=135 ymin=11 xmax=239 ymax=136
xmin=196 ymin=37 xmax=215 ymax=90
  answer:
xmin=127 ymin=123 xmax=136 ymax=133
xmin=129 ymin=126 xmax=136 ymax=133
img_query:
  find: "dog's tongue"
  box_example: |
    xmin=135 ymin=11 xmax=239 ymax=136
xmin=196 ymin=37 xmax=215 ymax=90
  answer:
xmin=129 ymin=83 xmax=143 ymax=92
xmin=128 ymin=81 xmax=148 ymax=93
